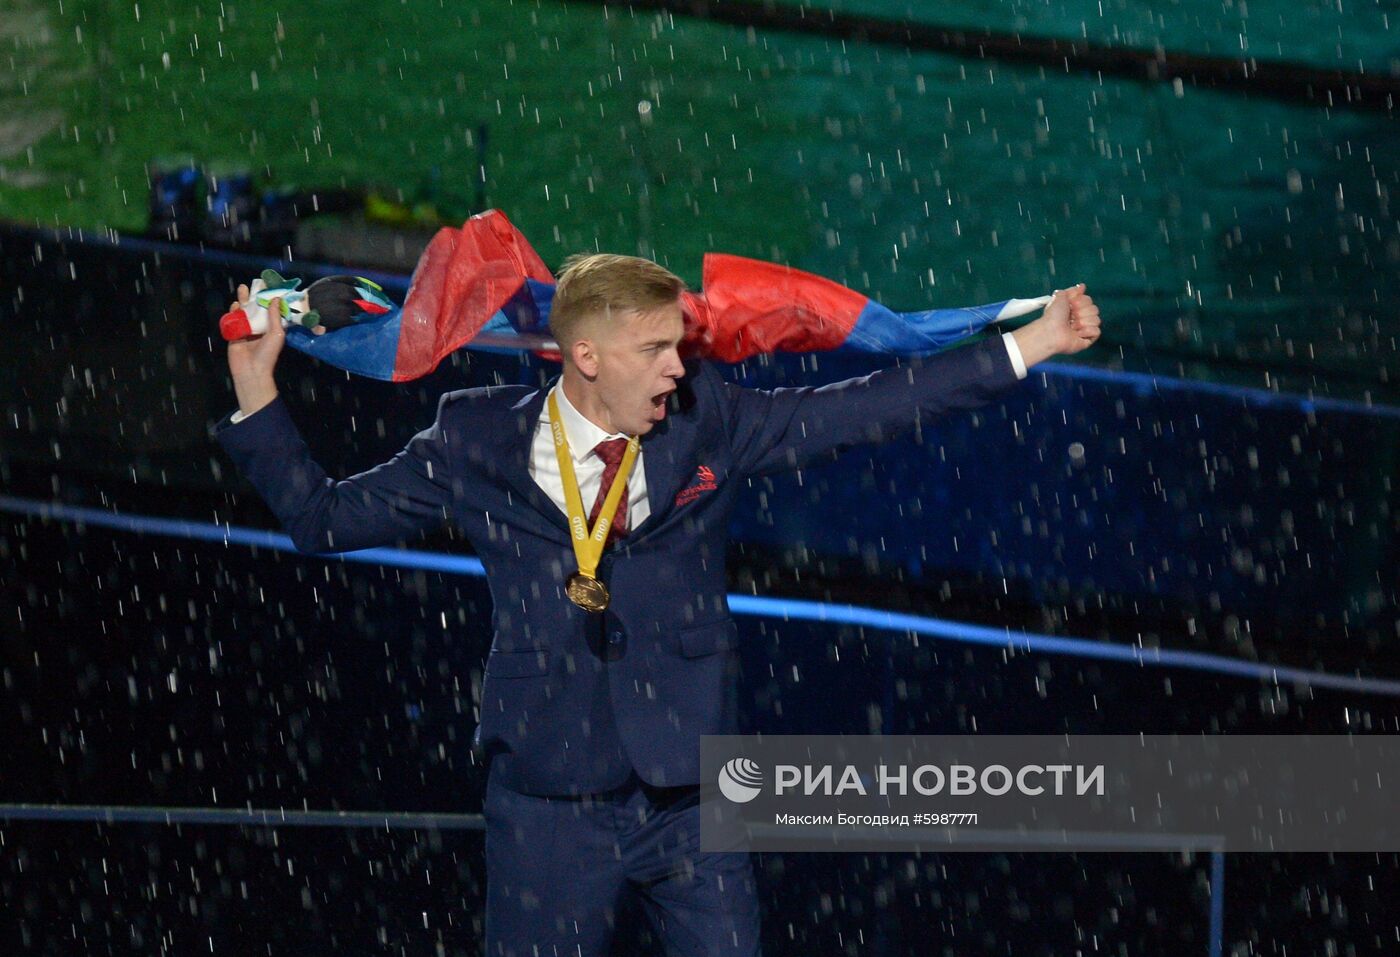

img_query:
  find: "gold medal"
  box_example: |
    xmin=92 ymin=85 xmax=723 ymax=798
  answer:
xmin=565 ymin=572 xmax=611 ymax=613
xmin=548 ymin=391 xmax=639 ymax=615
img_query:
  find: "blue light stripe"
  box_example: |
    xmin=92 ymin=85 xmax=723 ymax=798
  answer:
xmin=1047 ymin=362 xmax=1400 ymax=422
xmin=0 ymin=802 xmax=484 ymax=830
xmin=0 ymin=802 xmax=1224 ymax=856
xmin=724 ymin=595 xmax=1400 ymax=696
xmin=1209 ymin=850 xmax=1226 ymax=957
xmin=61 ymin=226 xmax=410 ymax=293
xmin=4 ymin=494 xmax=1397 ymax=697
xmin=0 ymin=495 xmax=484 ymax=576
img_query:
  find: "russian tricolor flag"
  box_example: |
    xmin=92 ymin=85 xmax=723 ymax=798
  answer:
xmin=279 ymin=209 xmax=1050 ymax=381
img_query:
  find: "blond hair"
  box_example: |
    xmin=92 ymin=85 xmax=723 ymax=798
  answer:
xmin=549 ymin=253 xmax=687 ymax=350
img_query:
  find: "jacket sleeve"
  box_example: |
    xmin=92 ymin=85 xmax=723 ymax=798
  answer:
xmin=212 ymin=393 xmax=455 ymax=553
xmin=717 ymin=335 xmax=1024 ymax=478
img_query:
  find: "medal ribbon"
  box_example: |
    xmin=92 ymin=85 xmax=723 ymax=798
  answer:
xmin=548 ymin=392 xmax=640 ymax=581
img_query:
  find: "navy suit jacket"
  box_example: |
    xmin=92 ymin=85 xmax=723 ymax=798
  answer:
xmin=214 ymin=338 xmax=1022 ymax=795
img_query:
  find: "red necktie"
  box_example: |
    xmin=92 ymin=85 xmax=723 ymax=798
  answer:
xmin=588 ymin=438 xmax=630 ymax=546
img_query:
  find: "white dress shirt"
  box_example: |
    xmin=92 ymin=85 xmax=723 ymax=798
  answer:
xmin=528 ymin=381 xmax=651 ymax=528
xmin=228 ymin=336 xmax=1027 ymax=528
xmin=1000 ymin=331 xmax=1028 ymax=380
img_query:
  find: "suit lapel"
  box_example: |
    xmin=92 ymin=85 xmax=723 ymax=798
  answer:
xmin=630 ymin=391 xmax=694 ymax=540
xmin=486 ymin=384 xmax=570 ymax=538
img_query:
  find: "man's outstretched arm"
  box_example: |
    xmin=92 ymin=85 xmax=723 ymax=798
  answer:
xmin=719 ymin=284 xmax=1101 ymax=477
xmin=214 ymin=288 xmax=455 ymax=554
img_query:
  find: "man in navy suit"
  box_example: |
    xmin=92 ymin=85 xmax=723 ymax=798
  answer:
xmin=216 ymin=254 xmax=1101 ymax=955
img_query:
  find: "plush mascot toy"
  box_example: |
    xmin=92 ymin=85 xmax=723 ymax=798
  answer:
xmin=219 ymin=270 xmax=394 ymax=340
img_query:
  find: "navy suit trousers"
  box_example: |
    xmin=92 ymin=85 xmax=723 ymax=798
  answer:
xmin=484 ymin=773 xmax=761 ymax=956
